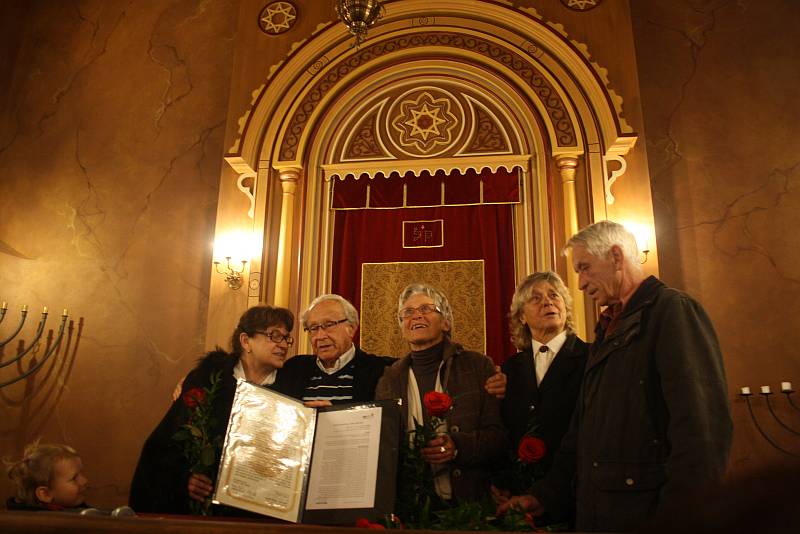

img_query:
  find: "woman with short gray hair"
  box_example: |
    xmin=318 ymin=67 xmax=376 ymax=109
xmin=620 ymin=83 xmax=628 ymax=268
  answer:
xmin=376 ymin=283 xmax=506 ymax=504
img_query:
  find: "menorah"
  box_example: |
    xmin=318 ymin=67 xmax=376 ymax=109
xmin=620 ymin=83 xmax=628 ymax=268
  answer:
xmin=739 ymin=382 xmax=800 ymax=457
xmin=0 ymin=302 xmax=69 ymax=389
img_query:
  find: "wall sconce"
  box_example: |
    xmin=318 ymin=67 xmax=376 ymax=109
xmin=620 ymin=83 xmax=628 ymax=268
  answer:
xmin=212 ymin=230 xmax=260 ymax=291
xmin=622 ymin=221 xmax=652 ymax=264
xmin=213 ymin=257 xmax=247 ymax=290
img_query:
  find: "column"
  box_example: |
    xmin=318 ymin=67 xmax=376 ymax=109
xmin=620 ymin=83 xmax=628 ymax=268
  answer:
xmin=555 ymin=155 xmax=587 ymax=340
xmin=275 ymin=167 xmax=300 ymax=308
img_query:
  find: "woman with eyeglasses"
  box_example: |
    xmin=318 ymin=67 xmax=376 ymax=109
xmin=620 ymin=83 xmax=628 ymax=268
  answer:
xmin=129 ymin=305 xmax=295 ymax=515
xmin=375 ymin=283 xmax=506 ymax=504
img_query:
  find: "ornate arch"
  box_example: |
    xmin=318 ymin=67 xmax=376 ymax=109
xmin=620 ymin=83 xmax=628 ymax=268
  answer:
xmin=223 ymin=0 xmax=638 ymax=339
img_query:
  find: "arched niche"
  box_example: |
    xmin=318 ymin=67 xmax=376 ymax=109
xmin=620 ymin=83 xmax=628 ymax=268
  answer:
xmin=222 ymin=0 xmax=640 ymax=342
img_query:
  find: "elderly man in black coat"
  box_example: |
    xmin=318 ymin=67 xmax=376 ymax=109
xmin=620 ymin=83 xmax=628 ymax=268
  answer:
xmin=499 ymin=220 xmax=732 ymax=532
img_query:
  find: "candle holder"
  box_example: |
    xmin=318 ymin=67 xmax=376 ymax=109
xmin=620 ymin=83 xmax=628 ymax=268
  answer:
xmin=0 ymin=303 xmax=69 ymax=389
xmin=739 ymin=383 xmax=800 ymax=457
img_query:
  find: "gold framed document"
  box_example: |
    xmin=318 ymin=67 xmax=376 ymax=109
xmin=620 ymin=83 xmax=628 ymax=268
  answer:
xmin=213 ymin=380 xmax=400 ymax=524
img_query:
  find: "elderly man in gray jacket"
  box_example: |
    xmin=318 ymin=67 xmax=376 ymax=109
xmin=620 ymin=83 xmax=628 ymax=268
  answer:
xmin=499 ymin=220 xmax=732 ymax=532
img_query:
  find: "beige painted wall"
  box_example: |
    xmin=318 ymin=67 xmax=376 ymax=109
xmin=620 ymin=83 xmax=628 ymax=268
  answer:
xmin=1 ymin=0 xmax=797 ymax=510
xmin=0 ymin=0 xmax=239 ymax=508
xmin=631 ymin=0 xmax=800 ymax=474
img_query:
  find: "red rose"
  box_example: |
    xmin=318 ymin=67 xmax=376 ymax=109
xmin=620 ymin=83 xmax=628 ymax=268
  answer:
xmin=182 ymin=387 xmax=206 ymax=408
xmin=524 ymin=512 xmax=536 ymax=529
xmin=517 ymin=436 xmax=546 ymax=463
xmin=355 ymin=518 xmax=385 ymax=529
xmin=423 ymin=391 xmax=453 ymax=417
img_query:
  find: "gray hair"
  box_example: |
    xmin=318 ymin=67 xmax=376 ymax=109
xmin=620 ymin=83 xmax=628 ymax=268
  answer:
xmin=301 ymin=294 xmax=359 ymax=328
xmin=564 ymin=220 xmax=642 ymax=272
xmin=397 ymin=283 xmax=454 ymax=336
xmin=509 ymin=271 xmax=573 ymax=350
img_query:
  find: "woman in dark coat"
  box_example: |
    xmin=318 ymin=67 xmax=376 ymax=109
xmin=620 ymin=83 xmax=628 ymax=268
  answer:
xmin=129 ymin=305 xmax=294 ymax=514
xmin=492 ymin=272 xmax=588 ymax=523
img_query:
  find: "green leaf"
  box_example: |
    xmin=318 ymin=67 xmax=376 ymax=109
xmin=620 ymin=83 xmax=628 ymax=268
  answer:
xmin=173 ymin=430 xmax=190 ymax=442
xmin=188 ymin=425 xmax=202 ymax=438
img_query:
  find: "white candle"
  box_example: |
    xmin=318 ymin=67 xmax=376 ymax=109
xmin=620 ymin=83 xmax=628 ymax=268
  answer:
xmin=62 ymin=309 xmax=68 ymax=317
xmin=43 ymin=306 xmax=48 ymax=314
xmin=740 ymin=386 xmax=751 ymax=395
xmin=1 ymin=301 xmax=7 ymax=310
xmin=760 ymin=385 xmax=771 ymax=394
xmin=781 ymin=382 xmax=793 ymax=392
xmin=22 ymin=304 xmax=28 ymax=312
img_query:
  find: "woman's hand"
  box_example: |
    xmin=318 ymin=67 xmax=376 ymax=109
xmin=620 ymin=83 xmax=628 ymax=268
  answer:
xmin=421 ymin=433 xmax=457 ymax=465
xmin=187 ymin=473 xmax=213 ymax=502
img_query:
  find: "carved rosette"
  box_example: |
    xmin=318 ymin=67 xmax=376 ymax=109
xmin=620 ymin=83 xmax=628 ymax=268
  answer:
xmin=258 ymin=2 xmax=297 ymax=35
xmin=338 ymin=84 xmax=517 ymax=163
xmin=389 ymin=89 xmax=461 ymax=157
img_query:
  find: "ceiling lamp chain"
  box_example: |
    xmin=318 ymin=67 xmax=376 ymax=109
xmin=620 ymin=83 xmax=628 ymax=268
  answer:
xmin=335 ymin=0 xmax=385 ymax=47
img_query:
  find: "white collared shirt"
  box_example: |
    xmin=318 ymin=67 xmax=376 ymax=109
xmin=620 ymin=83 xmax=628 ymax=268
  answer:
xmin=316 ymin=343 xmax=356 ymax=375
xmin=531 ymin=329 xmax=568 ymax=385
xmin=233 ymin=360 xmax=277 ymax=386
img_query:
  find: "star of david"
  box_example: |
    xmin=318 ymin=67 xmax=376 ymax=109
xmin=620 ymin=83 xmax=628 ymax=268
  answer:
xmin=259 ymin=2 xmax=296 ymax=35
xmin=391 ymin=92 xmax=458 ymax=154
xmin=405 ymin=103 xmax=447 ymax=141
xmin=562 ymin=0 xmax=601 ymax=11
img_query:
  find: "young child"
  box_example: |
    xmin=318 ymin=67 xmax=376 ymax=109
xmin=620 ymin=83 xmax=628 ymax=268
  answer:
xmin=6 ymin=442 xmax=89 ymax=511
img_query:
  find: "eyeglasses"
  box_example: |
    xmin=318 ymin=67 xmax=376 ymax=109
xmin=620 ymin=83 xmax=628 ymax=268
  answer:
xmin=253 ymin=330 xmax=294 ymax=346
xmin=399 ymin=303 xmax=441 ymax=320
xmin=304 ymin=318 xmax=349 ymax=335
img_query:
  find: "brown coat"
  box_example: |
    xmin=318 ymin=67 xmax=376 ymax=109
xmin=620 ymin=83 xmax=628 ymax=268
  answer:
xmin=374 ymin=339 xmax=506 ymax=502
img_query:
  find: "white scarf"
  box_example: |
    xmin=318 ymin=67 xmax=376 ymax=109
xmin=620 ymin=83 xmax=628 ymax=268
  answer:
xmin=407 ymin=363 xmax=452 ymax=500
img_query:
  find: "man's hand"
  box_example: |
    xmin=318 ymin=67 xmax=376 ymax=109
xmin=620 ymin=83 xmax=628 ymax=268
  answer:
xmin=187 ymin=473 xmax=213 ymax=502
xmin=421 ymin=433 xmax=457 ymax=465
xmin=303 ymin=400 xmax=333 ymax=408
xmin=496 ymin=494 xmax=545 ymax=516
xmin=490 ymin=484 xmax=512 ymax=505
xmin=485 ymin=365 xmax=507 ymax=399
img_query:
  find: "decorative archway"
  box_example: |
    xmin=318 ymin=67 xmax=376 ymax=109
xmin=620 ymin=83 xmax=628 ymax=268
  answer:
xmin=223 ymin=0 xmax=638 ymax=345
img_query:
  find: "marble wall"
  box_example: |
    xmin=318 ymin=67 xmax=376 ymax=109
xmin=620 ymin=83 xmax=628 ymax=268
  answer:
xmin=631 ymin=0 xmax=800 ymax=474
xmin=1 ymin=0 xmax=797 ymax=511
xmin=0 ymin=0 xmax=239 ymax=507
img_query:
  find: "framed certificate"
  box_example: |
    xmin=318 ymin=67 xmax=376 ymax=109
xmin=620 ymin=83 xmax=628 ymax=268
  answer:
xmin=213 ymin=380 xmax=400 ymax=524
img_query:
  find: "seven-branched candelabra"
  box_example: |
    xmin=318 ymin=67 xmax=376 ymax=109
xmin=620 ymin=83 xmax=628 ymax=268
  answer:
xmin=0 ymin=302 xmax=69 ymax=389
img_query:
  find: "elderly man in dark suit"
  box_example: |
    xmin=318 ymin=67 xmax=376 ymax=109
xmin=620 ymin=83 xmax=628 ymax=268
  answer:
xmin=491 ymin=271 xmax=588 ymax=524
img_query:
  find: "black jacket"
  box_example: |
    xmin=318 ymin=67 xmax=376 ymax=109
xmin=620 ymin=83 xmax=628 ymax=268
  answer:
xmin=532 ymin=276 xmax=733 ymax=532
xmin=272 ymin=346 xmax=394 ymax=402
xmin=500 ymin=332 xmax=588 ymax=478
xmin=128 ymin=350 xmax=240 ymax=514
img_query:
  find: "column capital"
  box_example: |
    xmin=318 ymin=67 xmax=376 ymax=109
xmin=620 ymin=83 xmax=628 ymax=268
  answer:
xmin=277 ymin=166 xmax=301 ymax=182
xmin=554 ymin=155 xmax=579 ymax=170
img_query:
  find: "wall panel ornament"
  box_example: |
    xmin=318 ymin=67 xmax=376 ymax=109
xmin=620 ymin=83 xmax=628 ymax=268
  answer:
xmin=560 ymin=0 xmax=603 ymax=12
xmin=258 ymin=2 xmax=297 ymax=35
xmin=278 ymin=31 xmax=577 ymax=162
xmin=336 ymin=83 xmax=517 ymax=170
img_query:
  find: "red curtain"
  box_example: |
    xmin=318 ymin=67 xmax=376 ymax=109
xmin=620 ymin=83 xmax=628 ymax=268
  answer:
xmin=331 ymin=203 xmax=516 ymax=365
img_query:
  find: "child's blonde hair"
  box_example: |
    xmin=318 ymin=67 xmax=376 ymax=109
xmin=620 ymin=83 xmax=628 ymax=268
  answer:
xmin=5 ymin=441 xmax=80 ymax=505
